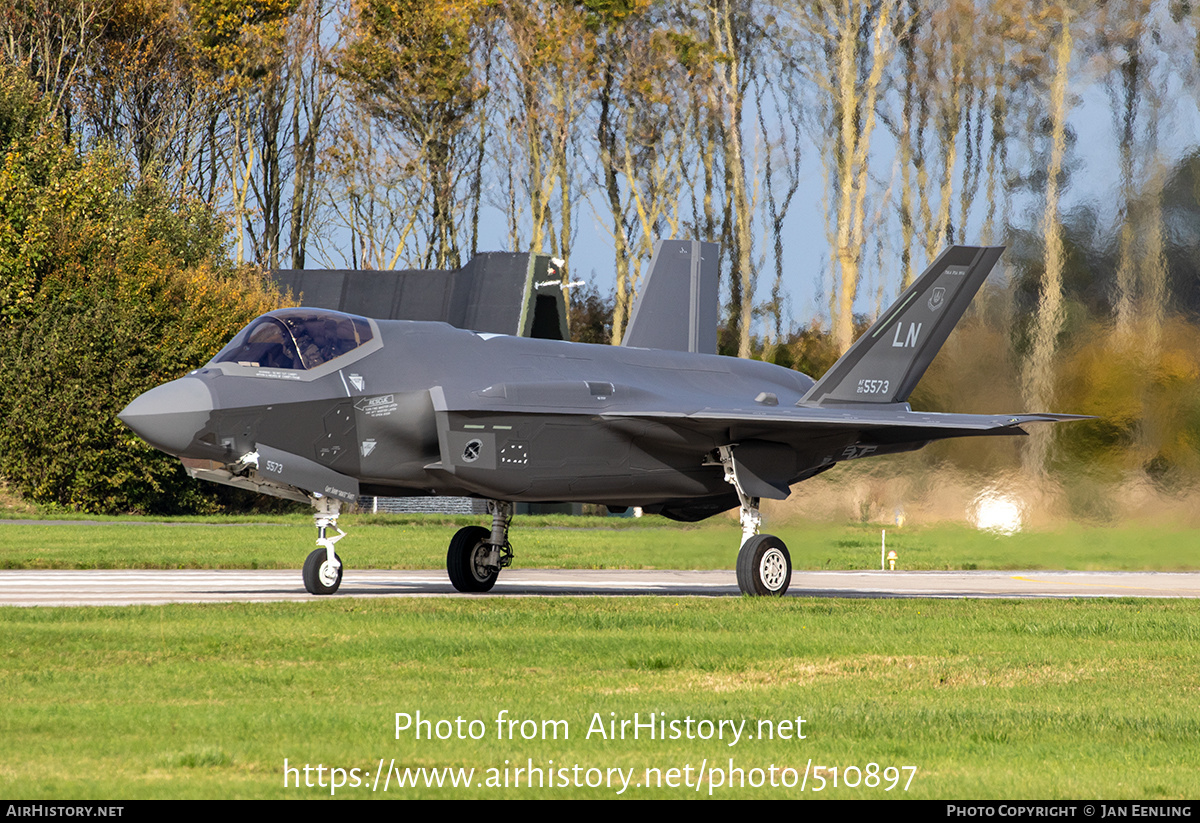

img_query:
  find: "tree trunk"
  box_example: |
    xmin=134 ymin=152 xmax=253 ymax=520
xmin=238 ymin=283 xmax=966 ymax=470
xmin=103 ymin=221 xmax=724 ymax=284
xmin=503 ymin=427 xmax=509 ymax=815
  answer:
xmin=1023 ymin=12 xmax=1072 ymax=478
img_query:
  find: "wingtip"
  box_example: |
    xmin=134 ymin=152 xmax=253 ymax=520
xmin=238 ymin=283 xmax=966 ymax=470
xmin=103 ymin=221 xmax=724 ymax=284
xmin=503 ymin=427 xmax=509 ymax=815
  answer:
xmin=1010 ymin=413 xmax=1097 ymax=424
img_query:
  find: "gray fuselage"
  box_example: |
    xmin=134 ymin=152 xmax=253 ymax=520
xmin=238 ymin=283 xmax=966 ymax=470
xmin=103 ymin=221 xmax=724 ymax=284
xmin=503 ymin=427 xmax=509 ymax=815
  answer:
xmin=128 ymin=317 xmax=823 ymax=517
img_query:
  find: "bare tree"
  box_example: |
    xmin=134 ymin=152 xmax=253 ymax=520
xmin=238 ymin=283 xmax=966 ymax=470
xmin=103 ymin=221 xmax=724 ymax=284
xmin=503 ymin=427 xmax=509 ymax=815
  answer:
xmin=314 ymin=97 xmax=426 ymax=270
xmin=793 ymin=0 xmax=905 ymax=354
xmin=1022 ymin=4 xmax=1075 ymax=477
xmin=285 ymin=0 xmax=337 ymax=268
xmin=1092 ymin=0 xmax=1165 ymax=347
xmin=753 ymin=67 xmax=803 ymax=350
xmin=494 ymin=1 xmax=592 ymax=277
xmin=0 ymin=0 xmax=107 ymax=128
xmin=589 ymin=0 xmax=690 ymax=344
xmin=335 ymin=0 xmax=490 ymax=269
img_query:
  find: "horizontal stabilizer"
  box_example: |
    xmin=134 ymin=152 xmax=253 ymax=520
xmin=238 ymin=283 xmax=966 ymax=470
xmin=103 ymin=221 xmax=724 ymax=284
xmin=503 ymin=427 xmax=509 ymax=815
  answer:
xmin=803 ymin=246 xmax=1003 ymax=406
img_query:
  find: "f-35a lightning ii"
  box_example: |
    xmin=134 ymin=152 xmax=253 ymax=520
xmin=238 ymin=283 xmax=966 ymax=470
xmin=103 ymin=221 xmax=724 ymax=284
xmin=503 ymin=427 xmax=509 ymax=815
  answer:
xmin=119 ymin=244 xmax=1085 ymax=597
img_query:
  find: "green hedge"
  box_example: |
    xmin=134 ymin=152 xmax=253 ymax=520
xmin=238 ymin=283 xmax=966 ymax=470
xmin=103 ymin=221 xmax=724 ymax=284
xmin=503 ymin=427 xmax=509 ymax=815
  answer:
xmin=0 ymin=66 xmax=282 ymax=513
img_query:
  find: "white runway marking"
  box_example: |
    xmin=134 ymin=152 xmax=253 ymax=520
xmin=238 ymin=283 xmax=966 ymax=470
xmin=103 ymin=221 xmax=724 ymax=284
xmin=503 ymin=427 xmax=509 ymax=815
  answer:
xmin=2 ymin=569 xmax=1199 ymax=606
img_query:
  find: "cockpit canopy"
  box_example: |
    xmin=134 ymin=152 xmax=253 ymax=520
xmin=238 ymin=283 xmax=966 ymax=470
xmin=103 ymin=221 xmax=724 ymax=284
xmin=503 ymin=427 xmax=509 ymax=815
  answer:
xmin=211 ymin=309 xmax=375 ymax=371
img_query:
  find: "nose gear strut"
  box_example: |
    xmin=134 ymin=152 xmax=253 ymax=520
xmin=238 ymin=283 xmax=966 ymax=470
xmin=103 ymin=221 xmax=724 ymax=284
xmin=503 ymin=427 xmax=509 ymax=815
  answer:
xmin=303 ymin=495 xmax=345 ymax=594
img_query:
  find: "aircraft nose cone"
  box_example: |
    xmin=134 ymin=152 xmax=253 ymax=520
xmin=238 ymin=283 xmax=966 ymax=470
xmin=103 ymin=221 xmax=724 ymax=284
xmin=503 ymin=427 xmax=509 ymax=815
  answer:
xmin=118 ymin=377 xmax=213 ymax=457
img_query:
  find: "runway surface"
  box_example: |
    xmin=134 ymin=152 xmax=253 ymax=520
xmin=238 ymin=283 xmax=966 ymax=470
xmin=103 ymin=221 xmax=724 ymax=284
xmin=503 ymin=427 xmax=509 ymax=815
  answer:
xmin=3 ymin=568 xmax=1200 ymax=606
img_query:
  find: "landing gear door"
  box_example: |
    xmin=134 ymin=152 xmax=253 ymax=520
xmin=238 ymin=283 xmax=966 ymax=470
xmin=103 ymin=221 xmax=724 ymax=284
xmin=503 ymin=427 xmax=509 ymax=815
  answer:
xmin=255 ymin=443 xmax=360 ymax=503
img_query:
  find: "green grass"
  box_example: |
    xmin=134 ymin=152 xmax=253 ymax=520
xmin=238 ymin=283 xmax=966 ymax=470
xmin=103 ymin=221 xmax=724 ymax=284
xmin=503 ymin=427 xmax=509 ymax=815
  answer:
xmin=2 ymin=597 xmax=1198 ymax=798
xmin=2 ymin=514 xmax=1198 ymax=571
xmin=5 ymin=514 xmax=1196 ymax=798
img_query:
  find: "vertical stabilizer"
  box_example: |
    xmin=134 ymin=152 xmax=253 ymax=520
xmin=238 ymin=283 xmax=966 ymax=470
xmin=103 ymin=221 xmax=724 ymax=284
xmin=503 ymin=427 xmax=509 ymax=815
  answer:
xmin=802 ymin=246 xmax=1004 ymax=406
xmin=622 ymin=240 xmax=719 ymax=354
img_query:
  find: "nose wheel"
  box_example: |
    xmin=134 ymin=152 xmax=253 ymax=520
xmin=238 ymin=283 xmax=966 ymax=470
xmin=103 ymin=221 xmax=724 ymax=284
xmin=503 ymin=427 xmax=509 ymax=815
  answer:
xmin=303 ymin=547 xmax=343 ymax=594
xmin=304 ymin=496 xmax=345 ymax=595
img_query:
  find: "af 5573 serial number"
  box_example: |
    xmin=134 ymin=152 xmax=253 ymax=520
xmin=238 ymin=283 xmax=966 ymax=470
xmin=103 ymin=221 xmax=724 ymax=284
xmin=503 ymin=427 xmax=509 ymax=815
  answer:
xmin=855 ymin=379 xmax=891 ymax=395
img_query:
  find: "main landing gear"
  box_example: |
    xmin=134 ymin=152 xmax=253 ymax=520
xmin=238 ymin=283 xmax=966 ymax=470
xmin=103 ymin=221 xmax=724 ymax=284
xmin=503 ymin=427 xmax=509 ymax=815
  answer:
xmin=718 ymin=446 xmax=792 ymax=597
xmin=303 ymin=495 xmax=345 ymax=595
xmin=447 ymin=500 xmax=514 ymax=593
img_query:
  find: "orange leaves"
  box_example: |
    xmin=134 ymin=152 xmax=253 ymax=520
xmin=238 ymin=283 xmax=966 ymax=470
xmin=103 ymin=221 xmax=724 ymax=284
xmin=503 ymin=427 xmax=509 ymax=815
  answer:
xmin=340 ymin=0 xmax=489 ymax=109
xmin=1056 ymin=318 xmax=1200 ymax=474
xmin=189 ymin=0 xmax=298 ymax=80
xmin=503 ymin=0 xmax=597 ymax=72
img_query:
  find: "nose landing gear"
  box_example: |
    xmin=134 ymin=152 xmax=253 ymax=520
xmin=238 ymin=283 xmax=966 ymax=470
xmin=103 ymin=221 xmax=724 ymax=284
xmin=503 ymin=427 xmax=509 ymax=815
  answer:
xmin=303 ymin=496 xmax=345 ymax=595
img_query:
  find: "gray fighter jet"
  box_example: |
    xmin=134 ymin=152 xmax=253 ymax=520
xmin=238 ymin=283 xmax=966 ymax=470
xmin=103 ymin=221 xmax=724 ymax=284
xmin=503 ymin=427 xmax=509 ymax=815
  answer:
xmin=119 ymin=244 xmax=1085 ymax=596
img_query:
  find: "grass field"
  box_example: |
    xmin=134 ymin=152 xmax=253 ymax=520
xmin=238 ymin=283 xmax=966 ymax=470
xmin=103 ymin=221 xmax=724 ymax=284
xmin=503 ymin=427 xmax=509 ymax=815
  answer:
xmin=4 ymin=513 xmax=1200 ymax=571
xmin=3 ymin=513 xmax=1198 ymax=799
xmin=2 ymin=596 xmax=1198 ymax=799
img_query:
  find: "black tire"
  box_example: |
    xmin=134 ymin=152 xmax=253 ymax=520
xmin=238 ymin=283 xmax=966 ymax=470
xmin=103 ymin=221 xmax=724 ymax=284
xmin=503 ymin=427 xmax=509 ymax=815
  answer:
xmin=303 ymin=548 xmax=343 ymax=594
xmin=447 ymin=526 xmax=499 ymax=593
xmin=736 ymin=534 xmax=791 ymax=596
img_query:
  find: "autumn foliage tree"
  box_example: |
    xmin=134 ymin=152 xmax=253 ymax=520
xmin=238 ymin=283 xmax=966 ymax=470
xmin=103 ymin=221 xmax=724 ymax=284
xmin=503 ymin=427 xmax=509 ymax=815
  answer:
xmin=0 ymin=66 xmax=282 ymax=512
xmin=335 ymin=0 xmax=491 ymax=270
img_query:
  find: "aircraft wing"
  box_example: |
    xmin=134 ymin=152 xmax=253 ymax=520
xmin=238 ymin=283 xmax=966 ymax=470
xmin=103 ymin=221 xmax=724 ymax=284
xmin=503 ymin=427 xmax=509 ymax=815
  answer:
xmin=601 ymin=406 xmax=1088 ymax=432
xmin=598 ymin=407 xmax=1090 ymax=443
xmin=597 ymin=407 xmax=1089 ymax=501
